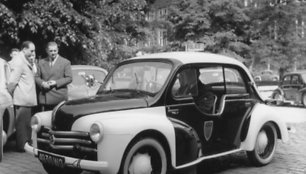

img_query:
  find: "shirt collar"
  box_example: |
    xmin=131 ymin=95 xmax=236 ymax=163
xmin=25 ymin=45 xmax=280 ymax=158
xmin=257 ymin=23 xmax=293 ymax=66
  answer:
xmin=50 ymin=55 xmax=58 ymax=65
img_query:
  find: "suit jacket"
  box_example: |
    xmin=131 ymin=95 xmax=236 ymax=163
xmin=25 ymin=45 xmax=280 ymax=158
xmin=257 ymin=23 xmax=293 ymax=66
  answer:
xmin=0 ymin=58 xmax=12 ymax=108
xmin=7 ymin=53 xmax=37 ymax=106
xmin=35 ymin=56 xmax=72 ymax=105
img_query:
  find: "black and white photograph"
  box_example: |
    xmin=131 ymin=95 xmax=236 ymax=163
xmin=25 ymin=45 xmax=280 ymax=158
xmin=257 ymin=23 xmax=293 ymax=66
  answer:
xmin=1 ymin=0 xmax=306 ymax=174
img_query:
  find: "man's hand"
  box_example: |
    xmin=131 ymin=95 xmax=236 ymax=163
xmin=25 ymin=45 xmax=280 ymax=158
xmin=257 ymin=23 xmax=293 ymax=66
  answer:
xmin=47 ymin=80 xmax=57 ymax=88
xmin=41 ymin=81 xmax=50 ymax=89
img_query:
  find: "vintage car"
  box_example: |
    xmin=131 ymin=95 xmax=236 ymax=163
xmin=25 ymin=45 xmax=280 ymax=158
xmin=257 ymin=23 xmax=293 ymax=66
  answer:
xmin=272 ymin=70 xmax=306 ymax=106
xmin=254 ymin=70 xmax=279 ymax=82
xmin=255 ymin=80 xmax=279 ymax=99
xmin=1 ymin=64 xmax=107 ymax=147
xmin=26 ymin=52 xmax=291 ymax=174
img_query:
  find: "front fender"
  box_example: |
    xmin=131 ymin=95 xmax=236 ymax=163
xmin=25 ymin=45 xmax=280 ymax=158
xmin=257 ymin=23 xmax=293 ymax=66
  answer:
xmin=33 ymin=111 xmax=53 ymax=129
xmin=71 ymin=106 xmax=176 ymax=174
xmin=240 ymin=103 xmax=289 ymax=151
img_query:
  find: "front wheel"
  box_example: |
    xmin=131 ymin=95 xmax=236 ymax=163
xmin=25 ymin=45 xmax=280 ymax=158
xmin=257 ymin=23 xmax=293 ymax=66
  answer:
xmin=119 ymin=138 xmax=168 ymax=174
xmin=247 ymin=122 xmax=277 ymax=166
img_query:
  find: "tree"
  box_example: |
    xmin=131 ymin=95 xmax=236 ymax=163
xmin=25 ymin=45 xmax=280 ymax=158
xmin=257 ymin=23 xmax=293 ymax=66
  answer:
xmin=168 ymin=0 xmax=251 ymax=62
xmin=248 ymin=0 xmax=306 ymax=73
xmin=0 ymin=0 xmax=153 ymax=68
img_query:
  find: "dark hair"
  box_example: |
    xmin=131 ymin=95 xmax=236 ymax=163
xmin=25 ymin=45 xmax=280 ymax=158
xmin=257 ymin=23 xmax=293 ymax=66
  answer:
xmin=20 ymin=41 xmax=34 ymax=50
xmin=10 ymin=48 xmax=20 ymax=53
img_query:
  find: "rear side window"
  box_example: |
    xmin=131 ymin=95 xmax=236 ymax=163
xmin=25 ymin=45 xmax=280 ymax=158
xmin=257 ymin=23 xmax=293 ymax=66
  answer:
xmin=282 ymin=76 xmax=291 ymax=85
xmin=291 ymin=75 xmax=300 ymax=85
xmin=224 ymin=67 xmax=247 ymax=94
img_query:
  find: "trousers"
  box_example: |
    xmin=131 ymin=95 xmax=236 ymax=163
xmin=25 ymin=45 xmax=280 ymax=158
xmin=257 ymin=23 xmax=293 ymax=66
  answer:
xmin=15 ymin=106 xmax=32 ymax=151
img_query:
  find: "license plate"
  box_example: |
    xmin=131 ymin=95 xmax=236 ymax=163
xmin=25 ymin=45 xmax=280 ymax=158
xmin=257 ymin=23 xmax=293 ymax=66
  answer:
xmin=38 ymin=151 xmax=65 ymax=168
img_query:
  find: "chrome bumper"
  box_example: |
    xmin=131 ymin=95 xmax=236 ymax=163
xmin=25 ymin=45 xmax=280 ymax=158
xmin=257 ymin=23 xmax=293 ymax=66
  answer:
xmin=24 ymin=142 xmax=108 ymax=171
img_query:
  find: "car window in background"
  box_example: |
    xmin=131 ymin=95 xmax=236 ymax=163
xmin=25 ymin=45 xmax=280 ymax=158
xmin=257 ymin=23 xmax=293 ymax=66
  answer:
xmin=72 ymin=69 xmax=107 ymax=86
xmin=199 ymin=66 xmax=224 ymax=84
xmin=291 ymin=75 xmax=300 ymax=85
xmin=282 ymin=75 xmax=291 ymax=85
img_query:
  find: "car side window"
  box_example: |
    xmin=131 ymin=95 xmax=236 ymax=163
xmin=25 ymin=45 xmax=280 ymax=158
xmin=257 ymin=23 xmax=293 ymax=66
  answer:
xmin=224 ymin=67 xmax=247 ymax=94
xmin=171 ymin=68 xmax=198 ymax=98
xmin=291 ymin=75 xmax=299 ymax=85
xmin=282 ymin=75 xmax=291 ymax=85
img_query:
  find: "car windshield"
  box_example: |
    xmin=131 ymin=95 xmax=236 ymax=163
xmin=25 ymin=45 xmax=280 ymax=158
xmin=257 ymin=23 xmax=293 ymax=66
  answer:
xmin=98 ymin=61 xmax=172 ymax=95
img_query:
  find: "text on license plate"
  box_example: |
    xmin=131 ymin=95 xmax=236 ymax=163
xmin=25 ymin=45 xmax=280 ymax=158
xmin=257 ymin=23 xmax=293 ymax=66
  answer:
xmin=38 ymin=151 xmax=65 ymax=168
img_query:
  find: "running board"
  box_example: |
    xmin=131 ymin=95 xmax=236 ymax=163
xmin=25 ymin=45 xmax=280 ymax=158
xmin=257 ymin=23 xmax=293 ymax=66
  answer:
xmin=175 ymin=149 xmax=242 ymax=170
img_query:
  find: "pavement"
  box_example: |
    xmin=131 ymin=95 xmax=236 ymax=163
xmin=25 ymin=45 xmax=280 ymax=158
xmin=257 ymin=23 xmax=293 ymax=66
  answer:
xmin=1 ymin=116 xmax=306 ymax=174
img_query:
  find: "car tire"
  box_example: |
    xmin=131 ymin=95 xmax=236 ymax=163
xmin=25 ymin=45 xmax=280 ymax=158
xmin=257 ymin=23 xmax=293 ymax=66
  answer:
xmin=42 ymin=164 xmax=82 ymax=174
xmin=247 ymin=122 xmax=277 ymax=166
xmin=301 ymin=93 xmax=306 ymax=106
xmin=119 ymin=138 xmax=168 ymax=174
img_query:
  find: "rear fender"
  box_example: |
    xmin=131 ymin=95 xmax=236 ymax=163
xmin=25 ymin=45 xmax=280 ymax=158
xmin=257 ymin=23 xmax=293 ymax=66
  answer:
xmin=240 ymin=103 xmax=289 ymax=151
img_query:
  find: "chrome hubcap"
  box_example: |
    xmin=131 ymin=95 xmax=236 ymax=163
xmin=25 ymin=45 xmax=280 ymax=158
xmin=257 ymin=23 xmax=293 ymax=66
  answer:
xmin=129 ymin=153 xmax=152 ymax=174
xmin=257 ymin=131 xmax=268 ymax=154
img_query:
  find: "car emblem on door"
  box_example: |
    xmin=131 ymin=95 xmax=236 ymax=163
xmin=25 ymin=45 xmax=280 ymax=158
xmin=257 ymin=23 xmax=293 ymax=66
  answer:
xmin=204 ymin=121 xmax=213 ymax=141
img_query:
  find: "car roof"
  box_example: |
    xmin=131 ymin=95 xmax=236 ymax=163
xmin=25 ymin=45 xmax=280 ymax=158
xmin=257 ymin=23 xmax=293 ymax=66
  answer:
xmin=71 ymin=65 xmax=108 ymax=74
xmin=131 ymin=52 xmax=244 ymax=67
xmin=284 ymin=70 xmax=306 ymax=76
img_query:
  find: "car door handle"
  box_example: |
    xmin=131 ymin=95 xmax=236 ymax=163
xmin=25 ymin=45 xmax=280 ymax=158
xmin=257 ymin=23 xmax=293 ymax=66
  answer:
xmin=168 ymin=108 xmax=179 ymax=115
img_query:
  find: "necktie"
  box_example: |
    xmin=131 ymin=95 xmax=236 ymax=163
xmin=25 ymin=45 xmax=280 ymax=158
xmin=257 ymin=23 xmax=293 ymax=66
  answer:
xmin=4 ymin=63 xmax=9 ymax=82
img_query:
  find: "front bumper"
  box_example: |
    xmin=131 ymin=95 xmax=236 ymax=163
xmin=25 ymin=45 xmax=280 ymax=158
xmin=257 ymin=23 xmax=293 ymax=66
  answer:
xmin=24 ymin=142 xmax=108 ymax=171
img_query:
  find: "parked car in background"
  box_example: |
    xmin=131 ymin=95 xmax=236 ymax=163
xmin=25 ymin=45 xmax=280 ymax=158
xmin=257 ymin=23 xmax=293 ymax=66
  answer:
xmin=272 ymin=70 xmax=306 ymax=106
xmin=254 ymin=70 xmax=279 ymax=82
xmin=68 ymin=65 xmax=108 ymax=100
xmin=255 ymin=80 xmax=279 ymax=99
xmin=26 ymin=52 xmax=293 ymax=174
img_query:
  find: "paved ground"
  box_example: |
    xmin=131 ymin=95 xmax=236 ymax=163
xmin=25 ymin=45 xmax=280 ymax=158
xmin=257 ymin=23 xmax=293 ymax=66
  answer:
xmin=1 ymin=116 xmax=306 ymax=174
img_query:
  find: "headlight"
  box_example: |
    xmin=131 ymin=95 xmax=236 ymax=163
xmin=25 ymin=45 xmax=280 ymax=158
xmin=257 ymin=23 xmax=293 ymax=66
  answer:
xmin=90 ymin=122 xmax=104 ymax=143
xmin=30 ymin=116 xmax=41 ymax=132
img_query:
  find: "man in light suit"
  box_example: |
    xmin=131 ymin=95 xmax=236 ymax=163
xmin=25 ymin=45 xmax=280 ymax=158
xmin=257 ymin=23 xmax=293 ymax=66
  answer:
xmin=35 ymin=42 xmax=72 ymax=111
xmin=7 ymin=41 xmax=37 ymax=152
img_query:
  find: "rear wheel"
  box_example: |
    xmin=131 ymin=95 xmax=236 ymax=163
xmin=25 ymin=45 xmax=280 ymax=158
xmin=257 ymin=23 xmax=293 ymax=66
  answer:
xmin=247 ymin=122 xmax=277 ymax=166
xmin=119 ymin=138 xmax=168 ymax=174
xmin=42 ymin=164 xmax=82 ymax=174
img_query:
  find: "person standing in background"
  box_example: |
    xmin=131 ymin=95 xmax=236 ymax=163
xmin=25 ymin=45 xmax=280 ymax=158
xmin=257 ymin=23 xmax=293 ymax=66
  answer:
xmin=35 ymin=41 xmax=72 ymax=111
xmin=7 ymin=41 xmax=37 ymax=152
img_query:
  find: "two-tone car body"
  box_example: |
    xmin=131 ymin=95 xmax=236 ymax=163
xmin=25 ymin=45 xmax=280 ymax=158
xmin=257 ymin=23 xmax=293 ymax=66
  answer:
xmin=26 ymin=52 xmax=293 ymax=174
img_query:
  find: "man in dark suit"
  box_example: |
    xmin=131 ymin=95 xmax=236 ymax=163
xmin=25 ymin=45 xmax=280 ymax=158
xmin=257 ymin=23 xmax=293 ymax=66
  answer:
xmin=35 ymin=42 xmax=72 ymax=111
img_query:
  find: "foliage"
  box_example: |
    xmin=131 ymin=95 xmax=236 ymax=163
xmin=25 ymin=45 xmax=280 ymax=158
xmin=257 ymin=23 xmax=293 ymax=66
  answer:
xmin=167 ymin=0 xmax=251 ymax=62
xmin=0 ymin=0 xmax=151 ymax=69
xmin=248 ymin=0 xmax=306 ymax=72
